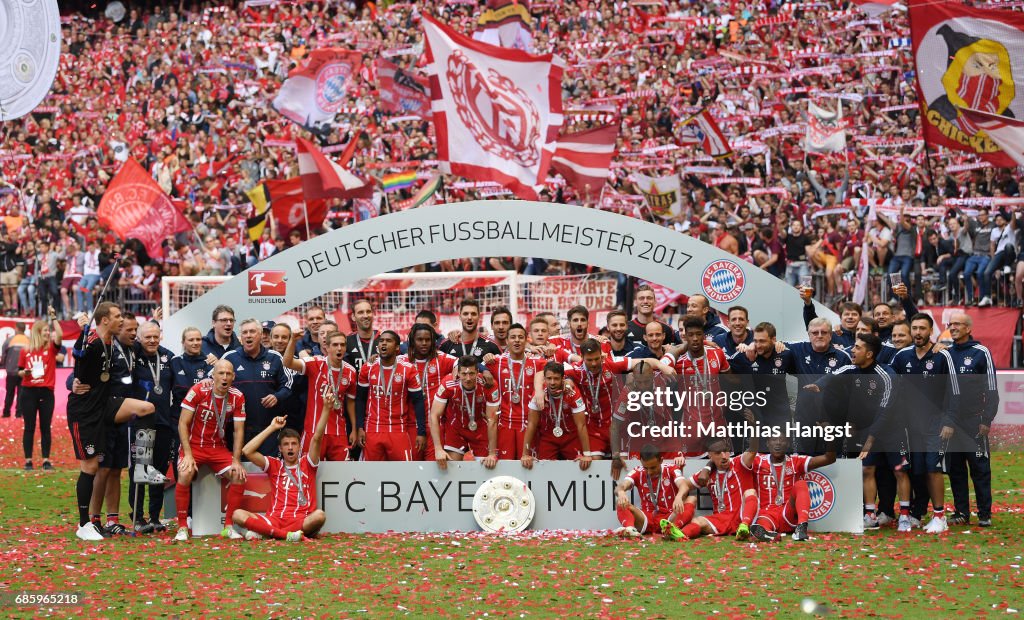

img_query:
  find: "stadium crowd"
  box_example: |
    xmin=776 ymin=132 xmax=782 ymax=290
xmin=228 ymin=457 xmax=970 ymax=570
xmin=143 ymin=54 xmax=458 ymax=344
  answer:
xmin=1 ymin=0 xmax=1023 ymax=324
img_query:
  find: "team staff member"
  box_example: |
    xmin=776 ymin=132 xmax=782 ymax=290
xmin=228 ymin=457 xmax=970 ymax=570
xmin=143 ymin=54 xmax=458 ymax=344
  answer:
xmin=685 ymin=294 xmax=729 ymax=339
xmin=296 ymin=306 xmax=326 ymax=359
xmin=222 ymin=319 xmax=293 ymax=456
xmin=269 ymin=322 xmax=308 ymax=434
xmin=729 ymin=322 xmax=796 ymax=431
xmin=942 ymin=312 xmax=998 ymax=527
xmin=605 ymin=310 xmax=639 ymax=357
xmin=17 ymin=315 xmax=63 ymax=471
xmin=67 ymin=302 xmax=158 ymax=541
xmin=127 ymin=321 xmax=175 ymax=534
xmin=782 ymin=317 xmax=851 ymax=453
xmin=802 ymin=289 xmax=862 ymax=350
xmin=712 ymin=306 xmax=753 ymax=357
xmin=201 ymin=305 xmax=241 ymax=363
xmin=356 ymin=330 xmax=426 ymax=461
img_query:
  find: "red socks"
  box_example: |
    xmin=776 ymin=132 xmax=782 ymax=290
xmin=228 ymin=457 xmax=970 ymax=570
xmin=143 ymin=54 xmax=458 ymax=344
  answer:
xmin=680 ymin=502 xmax=695 ymax=525
xmin=742 ymin=494 xmax=758 ymax=526
xmin=616 ymin=506 xmax=635 ymax=528
xmin=682 ymin=523 xmax=702 ymax=539
xmin=175 ymin=484 xmax=191 ymax=528
xmin=244 ymin=515 xmax=288 ymax=540
xmin=224 ymin=482 xmax=243 ymax=525
xmin=794 ymin=480 xmax=810 ymax=523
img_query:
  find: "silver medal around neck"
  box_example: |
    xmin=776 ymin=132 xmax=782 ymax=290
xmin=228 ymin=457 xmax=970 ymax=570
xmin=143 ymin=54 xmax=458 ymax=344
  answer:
xmin=776 ymin=495 xmax=785 ymax=506
xmin=468 ymin=420 xmax=478 ymax=432
xmin=552 ymin=426 xmax=564 ymax=438
xmin=511 ymin=393 xmax=521 ymax=404
xmin=298 ymin=496 xmax=308 ymax=507
xmin=153 ymin=386 xmax=163 ymax=395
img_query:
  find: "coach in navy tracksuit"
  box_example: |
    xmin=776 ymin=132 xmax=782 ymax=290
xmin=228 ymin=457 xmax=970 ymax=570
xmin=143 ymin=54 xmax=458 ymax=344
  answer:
xmin=784 ymin=317 xmax=851 ymax=452
xmin=223 ymin=319 xmax=292 ymax=456
xmin=942 ymin=312 xmax=999 ymax=526
xmin=200 ymin=304 xmax=242 ymax=363
xmin=711 ymin=306 xmax=753 ymax=357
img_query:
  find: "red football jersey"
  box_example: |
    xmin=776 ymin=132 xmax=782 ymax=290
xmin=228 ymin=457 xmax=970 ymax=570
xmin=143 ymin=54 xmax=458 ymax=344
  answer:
xmin=180 ymin=384 xmax=246 ymax=450
xmin=398 ymin=352 xmax=458 ymax=410
xmin=263 ymin=454 xmax=318 ymax=521
xmin=564 ymin=356 xmax=632 ymax=429
xmin=300 ymin=357 xmax=357 ymax=437
xmin=690 ymin=455 xmax=753 ymax=516
xmin=357 ymin=360 xmax=422 ymax=432
xmin=528 ymin=382 xmax=587 ymax=435
xmin=627 ymin=462 xmax=684 ymax=513
xmin=549 ymin=334 xmax=611 ymax=358
xmin=433 ymin=377 xmax=500 ymax=431
xmin=663 ymin=346 xmax=730 ymax=426
xmin=749 ymin=454 xmax=812 ymax=510
xmin=485 ymin=354 xmax=547 ymax=430
xmin=612 ymin=374 xmax=675 ymax=425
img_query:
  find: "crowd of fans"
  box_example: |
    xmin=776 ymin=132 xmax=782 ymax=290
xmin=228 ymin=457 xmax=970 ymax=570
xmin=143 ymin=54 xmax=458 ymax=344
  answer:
xmin=1 ymin=0 xmax=1022 ymax=321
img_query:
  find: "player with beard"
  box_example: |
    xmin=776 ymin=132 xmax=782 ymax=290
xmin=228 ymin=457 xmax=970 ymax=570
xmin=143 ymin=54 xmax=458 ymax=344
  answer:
xmin=345 ymin=299 xmax=379 ymax=375
xmin=233 ymin=413 xmax=328 ymax=542
xmin=399 ymin=324 xmax=458 ymax=460
xmin=609 ymin=362 xmax=681 ymax=480
xmin=489 ymin=306 xmax=513 ymax=351
xmin=549 ymin=306 xmax=611 ymax=357
xmin=356 ymin=331 xmax=425 ymax=461
xmin=747 ymin=436 xmax=836 ymax=542
xmin=521 ymin=362 xmax=592 ymax=470
xmin=564 ymin=339 xmax=674 ymax=459
xmin=892 ymin=313 xmax=957 ymax=533
xmin=627 ymin=284 xmax=680 ymax=346
xmin=487 ymin=324 xmax=546 ymax=459
xmin=712 ymin=306 xmax=753 ymax=357
xmin=662 ymin=437 xmax=758 ymax=541
xmin=605 ymin=310 xmax=639 ymax=357
xmin=283 ymin=329 xmax=356 ymax=461
xmin=440 ymin=299 xmax=502 ymax=364
xmin=430 ymin=356 xmax=500 ymax=469
xmin=613 ymin=445 xmax=691 ymax=538
xmin=174 ymin=359 xmax=248 ymax=541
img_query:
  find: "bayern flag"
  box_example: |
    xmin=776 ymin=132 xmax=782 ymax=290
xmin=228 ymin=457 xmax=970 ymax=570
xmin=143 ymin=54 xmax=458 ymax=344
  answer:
xmin=295 ymin=138 xmax=372 ymax=201
xmin=272 ymin=49 xmax=362 ymax=131
xmin=550 ymin=125 xmax=618 ymax=199
xmin=683 ymin=108 xmax=733 ymax=159
xmin=422 ymin=14 xmax=565 ymax=200
xmin=97 ymin=159 xmax=190 ymax=258
xmin=958 ymin=107 xmax=1024 ymax=166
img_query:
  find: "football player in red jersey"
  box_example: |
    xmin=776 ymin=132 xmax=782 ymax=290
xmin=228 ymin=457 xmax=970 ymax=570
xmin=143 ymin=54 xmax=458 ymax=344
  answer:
xmin=283 ymin=329 xmax=356 ymax=461
xmin=614 ymin=445 xmax=691 ymax=537
xmin=663 ymin=437 xmax=759 ymax=541
xmin=747 ymin=436 xmax=836 ymax=542
xmin=174 ymin=359 xmax=248 ymax=541
xmin=356 ymin=330 xmax=425 ymax=461
xmin=662 ymin=315 xmax=731 ymax=454
xmin=522 ymin=361 xmax=592 ymax=470
xmin=399 ymin=324 xmax=458 ymax=461
xmin=609 ymin=361 xmax=682 ymax=480
xmin=430 ymin=356 xmax=500 ymax=469
xmin=232 ymin=411 xmax=329 ymax=542
xmin=549 ymin=305 xmax=610 ymax=357
xmin=486 ymin=323 xmax=545 ymax=459
xmin=564 ymin=339 xmax=674 ymax=459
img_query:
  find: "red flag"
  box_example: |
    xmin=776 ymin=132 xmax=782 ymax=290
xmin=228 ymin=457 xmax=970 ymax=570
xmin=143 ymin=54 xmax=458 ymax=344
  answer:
xmin=910 ymin=0 xmax=1024 ymax=168
xmin=295 ymin=137 xmax=371 ymax=200
xmin=683 ymin=108 xmax=733 ymax=159
xmin=550 ymin=125 xmax=618 ymax=199
xmin=266 ymin=177 xmax=328 ymax=237
xmin=422 ymin=15 xmax=565 ymax=200
xmin=97 ymin=159 xmax=190 ymax=257
xmin=959 ymin=107 xmax=1024 ymax=166
xmin=375 ymin=59 xmax=431 ymax=118
xmin=272 ymin=48 xmax=362 ymax=131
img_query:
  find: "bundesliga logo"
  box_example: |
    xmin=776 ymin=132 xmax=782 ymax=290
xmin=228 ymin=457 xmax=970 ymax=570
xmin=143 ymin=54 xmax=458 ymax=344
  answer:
xmin=806 ymin=470 xmax=836 ymax=521
xmin=248 ymin=270 xmax=287 ymax=298
xmin=701 ymin=259 xmax=746 ymax=303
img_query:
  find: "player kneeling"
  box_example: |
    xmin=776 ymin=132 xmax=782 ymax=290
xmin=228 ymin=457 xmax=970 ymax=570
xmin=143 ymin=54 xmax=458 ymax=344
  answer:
xmin=613 ymin=445 xmax=692 ymax=538
xmin=232 ymin=408 xmax=330 ymax=542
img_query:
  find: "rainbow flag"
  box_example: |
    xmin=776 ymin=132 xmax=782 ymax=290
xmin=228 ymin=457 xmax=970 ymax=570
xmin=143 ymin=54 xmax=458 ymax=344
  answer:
xmin=381 ymin=170 xmax=417 ymax=192
xmin=396 ymin=174 xmax=442 ymax=210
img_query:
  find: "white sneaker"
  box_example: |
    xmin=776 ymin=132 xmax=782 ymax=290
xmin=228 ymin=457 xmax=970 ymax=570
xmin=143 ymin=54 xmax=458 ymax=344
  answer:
xmin=876 ymin=513 xmax=893 ymax=527
xmin=285 ymin=531 xmax=304 ymax=542
xmin=174 ymin=527 xmax=190 ymax=542
xmin=909 ymin=516 xmax=922 ymax=529
xmin=897 ymin=515 xmax=912 ymax=532
xmin=244 ymin=530 xmax=264 ymax=541
xmin=76 ymin=522 xmax=105 ymax=541
xmin=863 ymin=514 xmax=880 ymax=529
xmin=621 ymin=526 xmax=641 ymax=538
xmin=978 ymin=296 xmax=993 ymax=307
xmin=925 ymin=516 xmax=949 ymax=534
xmin=220 ymin=527 xmax=243 ymax=540
xmin=134 ymin=464 xmax=169 ymax=485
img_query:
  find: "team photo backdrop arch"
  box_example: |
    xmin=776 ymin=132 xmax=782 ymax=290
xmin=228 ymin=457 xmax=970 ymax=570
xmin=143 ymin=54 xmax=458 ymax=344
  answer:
xmin=162 ymin=201 xmax=836 ymax=350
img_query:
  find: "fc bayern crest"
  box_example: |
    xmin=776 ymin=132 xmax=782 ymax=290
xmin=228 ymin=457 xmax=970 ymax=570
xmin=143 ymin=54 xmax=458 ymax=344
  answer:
xmin=315 ymin=62 xmax=354 ymax=113
xmin=700 ymin=260 xmax=746 ymax=303
xmin=263 ymin=361 xmax=272 ymax=371
xmin=806 ymin=470 xmax=836 ymax=521
xmin=446 ymin=49 xmax=541 ymax=167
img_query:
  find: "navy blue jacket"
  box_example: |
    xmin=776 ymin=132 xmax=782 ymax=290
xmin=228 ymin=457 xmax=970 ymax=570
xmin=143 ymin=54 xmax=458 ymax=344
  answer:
xmin=297 ymin=329 xmax=321 ymax=358
xmin=891 ymin=345 xmax=957 ymax=436
xmin=785 ymin=340 xmax=852 ymax=424
xmin=703 ymin=311 xmax=729 ymax=339
xmin=802 ymin=303 xmax=856 ymax=349
xmin=201 ymin=328 xmax=241 ymax=360
xmin=222 ymin=345 xmax=293 ymax=455
xmin=133 ymin=346 xmax=175 ymax=428
xmin=728 ymin=348 xmax=796 ymax=425
xmin=820 ymin=362 xmax=896 ymax=441
xmin=170 ymin=352 xmax=213 ymax=425
xmin=712 ymin=329 xmax=753 ymax=358
xmin=945 ymin=339 xmax=999 ymax=427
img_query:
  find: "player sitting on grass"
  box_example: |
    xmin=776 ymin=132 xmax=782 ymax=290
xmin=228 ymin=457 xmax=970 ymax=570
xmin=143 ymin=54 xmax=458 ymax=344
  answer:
xmin=613 ymin=444 xmax=692 ymax=538
xmin=233 ymin=408 xmax=330 ymax=542
xmin=747 ymin=436 xmax=836 ymax=542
